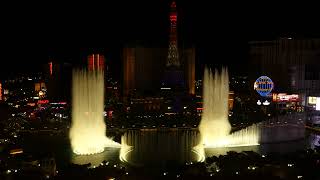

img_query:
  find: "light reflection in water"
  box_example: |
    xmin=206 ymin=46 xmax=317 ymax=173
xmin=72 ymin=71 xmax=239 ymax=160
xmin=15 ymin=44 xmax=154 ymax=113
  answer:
xmin=71 ymin=147 xmax=120 ymax=167
xmin=309 ymin=133 xmax=320 ymax=149
xmin=70 ymin=129 xmax=317 ymax=168
xmin=120 ymin=130 xmax=203 ymax=166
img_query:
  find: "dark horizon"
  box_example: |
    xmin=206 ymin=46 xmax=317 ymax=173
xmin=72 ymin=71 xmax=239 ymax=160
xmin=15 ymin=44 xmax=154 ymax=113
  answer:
xmin=1 ymin=0 xmax=320 ymax=79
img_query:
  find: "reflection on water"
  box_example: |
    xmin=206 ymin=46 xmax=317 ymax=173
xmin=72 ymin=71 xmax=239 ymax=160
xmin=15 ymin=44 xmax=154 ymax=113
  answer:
xmin=21 ymin=129 xmax=318 ymax=169
xmin=260 ymin=120 xmax=306 ymax=143
xmin=71 ymin=147 xmax=120 ymax=167
xmin=205 ymin=145 xmax=260 ymax=155
xmin=119 ymin=129 xmax=318 ymax=167
xmin=120 ymin=130 xmax=202 ymax=166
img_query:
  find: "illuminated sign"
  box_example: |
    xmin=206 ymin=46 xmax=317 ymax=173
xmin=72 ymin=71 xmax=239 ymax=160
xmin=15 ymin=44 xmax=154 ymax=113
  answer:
xmin=308 ymin=96 xmax=318 ymax=105
xmin=50 ymin=102 xmax=67 ymax=105
xmin=254 ymin=76 xmax=274 ymax=97
xmin=10 ymin=148 xmax=23 ymax=155
xmin=38 ymin=100 xmax=49 ymax=104
xmin=316 ymin=98 xmax=320 ymax=111
xmin=272 ymin=93 xmax=299 ymax=102
xmin=27 ymin=103 xmax=36 ymax=107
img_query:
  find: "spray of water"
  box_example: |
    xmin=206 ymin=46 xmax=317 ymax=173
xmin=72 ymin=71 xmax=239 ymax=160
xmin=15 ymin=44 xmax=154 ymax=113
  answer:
xmin=199 ymin=67 xmax=260 ymax=148
xmin=69 ymin=70 xmax=120 ymax=155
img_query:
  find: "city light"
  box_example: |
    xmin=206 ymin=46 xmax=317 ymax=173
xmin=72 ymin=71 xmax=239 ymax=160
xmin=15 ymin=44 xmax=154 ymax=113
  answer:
xmin=257 ymin=100 xmax=262 ymax=105
xmin=308 ymin=96 xmax=318 ymax=104
xmin=316 ymin=97 xmax=320 ymax=111
xmin=262 ymin=100 xmax=270 ymax=105
xmin=9 ymin=148 xmax=23 ymax=155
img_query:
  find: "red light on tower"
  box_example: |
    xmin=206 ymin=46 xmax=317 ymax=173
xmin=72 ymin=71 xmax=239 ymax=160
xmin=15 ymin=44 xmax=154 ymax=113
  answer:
xmin=170 ymin=14 xmax=177 ymax=22
xmin=167 ymin=0 xmax=180 ymax=67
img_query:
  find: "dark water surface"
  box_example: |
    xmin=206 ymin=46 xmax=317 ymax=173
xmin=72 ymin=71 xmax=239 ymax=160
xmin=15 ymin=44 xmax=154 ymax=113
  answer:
xmin=20 ymin=129 xmax=320 ymax=172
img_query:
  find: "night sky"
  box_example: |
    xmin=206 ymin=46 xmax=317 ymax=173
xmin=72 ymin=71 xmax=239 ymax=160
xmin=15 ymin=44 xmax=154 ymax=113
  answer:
xmin=1 ymin=1 xmax=319 ymax=79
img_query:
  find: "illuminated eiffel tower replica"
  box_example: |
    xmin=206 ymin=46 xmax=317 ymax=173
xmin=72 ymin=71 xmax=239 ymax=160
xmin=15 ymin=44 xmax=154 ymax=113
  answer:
xmin=162 ymin=0 xmax=185 ymax=91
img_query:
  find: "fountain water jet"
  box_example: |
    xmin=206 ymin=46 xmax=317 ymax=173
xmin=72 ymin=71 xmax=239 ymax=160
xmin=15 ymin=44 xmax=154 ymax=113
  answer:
xmin=69 ymin=69 xmax=120 ymax=155
xmin=199 ymin=67 xmax=260 ymax=148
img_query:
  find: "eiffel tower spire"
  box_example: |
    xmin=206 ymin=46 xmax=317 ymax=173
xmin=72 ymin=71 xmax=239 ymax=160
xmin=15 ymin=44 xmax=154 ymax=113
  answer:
xmin=166 ymin=0 xmax=180 ymax=67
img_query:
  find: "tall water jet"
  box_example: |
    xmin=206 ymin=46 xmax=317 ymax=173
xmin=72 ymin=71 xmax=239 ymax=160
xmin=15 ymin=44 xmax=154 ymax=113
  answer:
xmin=199 ymin=67 xmax=231 ymax=146
xmin=69 ymin=69 xmax=119 ymax=155
xmin=199 ymin=67 xmax=260 ymax=148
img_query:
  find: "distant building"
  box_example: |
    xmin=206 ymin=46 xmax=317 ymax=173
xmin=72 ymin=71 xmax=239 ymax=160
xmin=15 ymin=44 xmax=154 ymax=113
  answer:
xmin=130 ymin=97 xmax=165 ymax=114
xmin=123 ymin=47 xmax=135 ymax=99
xmin=162 ymin=0 xmax=185 ymax=90
xmin=249 ymin=38 xmax=320 ymax=107
xmin=122 ymin=0 xmax=196 ymax=100
xmin=123 ymin=47 xmax=167 ymax=99
xmin=88 ymin=54 xmax=105 ymax=71
xmin=34 ymin=82 xmax=46 ymax=92
xmin=195 ymin=92 xmax=235 ymax=110
xmin=45 ymin=62 xmax=72 ymax=102
xmin=183 ymin=47 xmax=196 ymax=95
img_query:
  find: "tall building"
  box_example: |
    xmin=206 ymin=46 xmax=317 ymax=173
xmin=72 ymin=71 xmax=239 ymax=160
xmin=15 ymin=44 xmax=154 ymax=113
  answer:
xmin=123 ymin=48 xmax=136 ymax=99
xmin=45 ymin=62 xmax=72 ymax=102
xmin=162 ymin=0 xmax=186 ymax=89
xmin=183 ymin=47 xmax=196 ymax=95
xmin=34 ymin=82 xmax=46 ymax=92
xmin=249 ymin=38 xmax=320 ymax=106
xmin=122 ymin=0 xmax=195 ymax=99
xmin=88 ymin=54 xmax=105 ymax=71
xmin=123 ymin=47 xmax=167 ymax=98
xmin=166 ymin=1 xmax=179 ymax=67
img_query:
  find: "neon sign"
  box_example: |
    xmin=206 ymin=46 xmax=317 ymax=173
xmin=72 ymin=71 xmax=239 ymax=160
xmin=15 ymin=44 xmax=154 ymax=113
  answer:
xmin=38 ymin=100 xmax=49 ymax=104
xmin=254 ymin=76 xmax=274 ymax=97
xmin=308 ymin=97 xmax=318 ymax=105
xmin=272 ymin=93 xmax=299 ymax=102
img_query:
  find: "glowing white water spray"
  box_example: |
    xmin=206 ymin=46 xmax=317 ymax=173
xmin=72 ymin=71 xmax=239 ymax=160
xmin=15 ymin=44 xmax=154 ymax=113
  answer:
xmin=199 ymin=67 xmax=260 ymax=148
xmin=69 ymin=69 xmax=120 ymax=155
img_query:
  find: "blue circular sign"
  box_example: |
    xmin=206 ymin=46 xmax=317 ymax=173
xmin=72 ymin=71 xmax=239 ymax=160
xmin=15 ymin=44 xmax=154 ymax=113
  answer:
xmin=254 ymin=76 xmax=274 ymax=97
